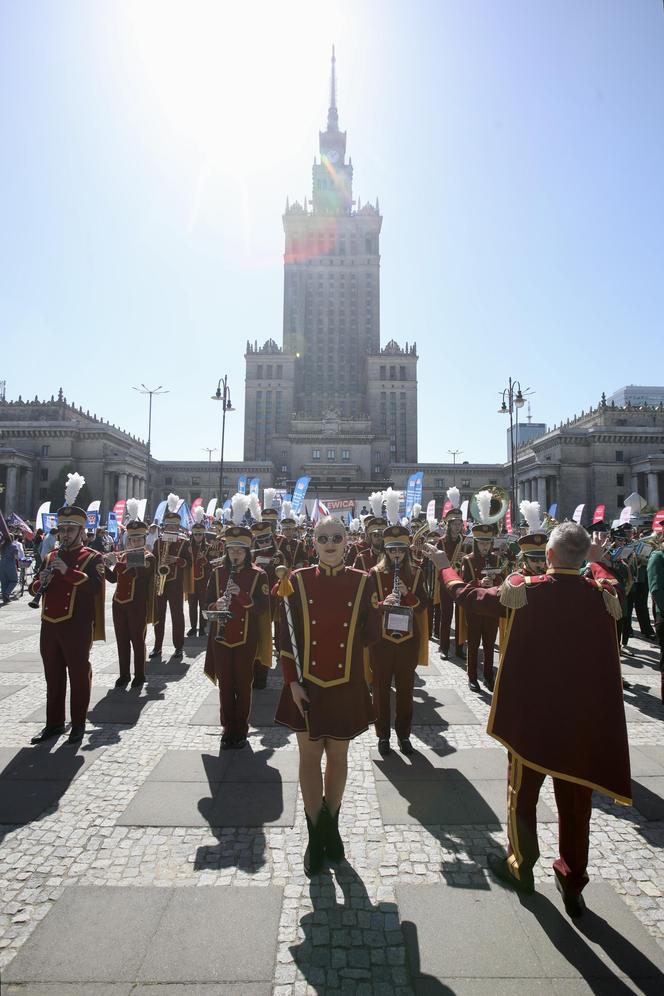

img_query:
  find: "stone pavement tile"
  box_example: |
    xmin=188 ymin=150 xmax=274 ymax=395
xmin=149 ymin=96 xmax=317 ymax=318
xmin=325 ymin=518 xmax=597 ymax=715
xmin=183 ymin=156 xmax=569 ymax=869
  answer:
xmin=117 ymin=777 xmax=297 ymax=827
xmin=209 ymin=780 xmax=297 ymax=827
xmin=137 ymin=886 xmax=283 ymax=982
xmin=4 ymin=887 xmax=170 ymax=983
xmin=4 ymin=986 xmax=133 ymax=996
xmin=0 ymin=629 xmax=33 ymax=644
xmin=223 ymin=746 xmax=299 ymax=782
xmin=376 ymin=778 xmax=496 ymax=826
xmin=0 ymin=683 xmax=26 ymax=701
xmin=622 ymin=703 xmax=655 ymax=724
xmin=0 ymin=779 xmax=80 ymax=823
xmin=372 ymin=747 xmax=506 ymax=782
xmin=116 ymin=781 xmax=217 ymax=827
xmin=189 ymin=689 xmax=280 ymax=727
xmin=407 ymin=687 xmax=481 ymax=726
xmin=146 ymin=750 xmax=231 ymax=783
xmin=628 ymin=746 xmax=664 ymax=778
xmin=0 ymin=658 xmax=43 ymax=672
xmin=631 ymin=778 xmax=664 ymax=821
xmin=132 ymin=986 xmax=272 ymax=995
xmin=21 ymin=686 xmax=160 ymax=726
xmin=414 ymin=982 xmax=556 ymax=995
xmin=397 ymin=881 xmax=664 ymax=990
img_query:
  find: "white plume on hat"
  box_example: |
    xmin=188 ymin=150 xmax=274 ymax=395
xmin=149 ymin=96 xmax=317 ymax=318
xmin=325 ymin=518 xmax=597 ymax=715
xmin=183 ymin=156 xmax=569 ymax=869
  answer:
xmin=214 ymin=508 xmax=224 ymax=523
xmin=384 ymin=487 xmax=401 ymax=526
xmin=298 ymin=513 xmax=306 ymax=526
xmin=64 ymin=472 xmax=85 ymax=506
xmin=401 ymin=517 xmax=409 ymax=527
xmin=281 ymin=500 xmax=292 ymax=521
xmin=427 ymin=516 xmax=438 ymax=532
xmin=193 ymin=506 xmax=205 ymax=525
xmin=126 ymin=497 xmax=140 ymax=521
xmin=166 ymin=493 xmax=179 ymax=514
xmin=475 ymin=489 xmax=493 ymax=525
xmin=263 ymin=487 xmax=277 ymax=510
xmin=248 ymin=492 xmax=262 ymax=523
xmin=519 ymin=500 xmax=544 ymax=533
xmin=368 ymin=491 xmax=384 ymax=519
xmin=412 ymin=502 xmax=422 ymax=519
xmin=222 ymin=506 xmax=232 ymax=522
xmin=446 ymin=486 xmax=460 ymax=509
xmin=231 ymin=492 xmax=250 ymax=526
xmin=349 ymin=517 xmax=360 ymax=534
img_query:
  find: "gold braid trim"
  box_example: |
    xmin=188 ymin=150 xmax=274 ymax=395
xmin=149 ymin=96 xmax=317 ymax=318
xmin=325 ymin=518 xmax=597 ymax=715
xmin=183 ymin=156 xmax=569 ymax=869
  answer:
xmin=499 ymin=575 xmax=528 ymax=610
xmin=602 ymin=585 xmax=623 ymax=620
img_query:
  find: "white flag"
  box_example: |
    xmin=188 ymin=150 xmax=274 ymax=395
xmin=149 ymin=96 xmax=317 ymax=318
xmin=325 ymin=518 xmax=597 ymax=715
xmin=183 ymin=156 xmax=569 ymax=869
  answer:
xmin=426 ymin=499 xmax=436 ymax=520
xmin=460 ymin=500 xmax=469 ymax=523
xmin=619 ymin=506 xmax=633 ymax=524
xmin=572 ymin=503 xmax=585 ymax=524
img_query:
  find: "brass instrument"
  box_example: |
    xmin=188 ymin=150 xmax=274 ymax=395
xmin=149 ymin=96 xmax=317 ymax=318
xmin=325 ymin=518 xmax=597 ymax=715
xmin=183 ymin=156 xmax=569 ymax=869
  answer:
xmin=384 ymin=558 xmax=413 ymax=637
xmin=469 ymin=485 xmax=510 ymax=526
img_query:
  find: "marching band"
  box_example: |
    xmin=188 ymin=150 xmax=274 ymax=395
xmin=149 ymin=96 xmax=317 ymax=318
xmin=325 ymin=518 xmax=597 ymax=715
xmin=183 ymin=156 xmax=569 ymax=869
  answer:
xmin=21 ymin=469 xmax=664 ymax=899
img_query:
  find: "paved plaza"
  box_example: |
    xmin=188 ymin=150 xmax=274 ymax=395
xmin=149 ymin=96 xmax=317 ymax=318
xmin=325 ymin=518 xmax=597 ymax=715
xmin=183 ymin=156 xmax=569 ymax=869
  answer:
xmin=1 ymin=590 xmax=664 ymax=994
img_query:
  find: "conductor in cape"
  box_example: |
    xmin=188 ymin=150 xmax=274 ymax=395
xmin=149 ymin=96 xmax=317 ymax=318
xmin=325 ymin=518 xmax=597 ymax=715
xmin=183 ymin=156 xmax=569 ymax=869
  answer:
xmin=425 ymin=521 xmax=631 ymax=918
xmin=274 ymin=516 xmax=379 ymax=876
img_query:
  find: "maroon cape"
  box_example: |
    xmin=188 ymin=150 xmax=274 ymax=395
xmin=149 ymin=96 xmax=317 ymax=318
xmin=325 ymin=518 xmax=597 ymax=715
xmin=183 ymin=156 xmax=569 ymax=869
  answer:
xmin=441 ymin=566 xmax=632 ymax=804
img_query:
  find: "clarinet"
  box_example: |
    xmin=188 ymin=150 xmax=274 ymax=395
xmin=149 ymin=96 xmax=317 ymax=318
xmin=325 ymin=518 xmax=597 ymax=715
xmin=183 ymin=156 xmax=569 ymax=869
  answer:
xmin=392 ymin=559 xmax=402 ymax=604
xmin=214 ymin=565 xmax=238 ymax=643
xmin=39 ymin=549 xmax=61 ymax=592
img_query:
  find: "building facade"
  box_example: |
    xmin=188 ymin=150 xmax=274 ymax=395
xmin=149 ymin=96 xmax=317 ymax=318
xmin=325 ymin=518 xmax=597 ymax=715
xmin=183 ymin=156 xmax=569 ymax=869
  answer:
xmin=243 ymin=50 xmax=418 ymax=485
xmin=0 ymin=390 xmax=149 ymax=518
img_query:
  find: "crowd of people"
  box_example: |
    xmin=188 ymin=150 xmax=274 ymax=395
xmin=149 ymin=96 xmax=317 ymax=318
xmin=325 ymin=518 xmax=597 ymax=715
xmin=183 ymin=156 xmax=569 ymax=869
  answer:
xmin=5 ymin=472 xmax=664 ymax=917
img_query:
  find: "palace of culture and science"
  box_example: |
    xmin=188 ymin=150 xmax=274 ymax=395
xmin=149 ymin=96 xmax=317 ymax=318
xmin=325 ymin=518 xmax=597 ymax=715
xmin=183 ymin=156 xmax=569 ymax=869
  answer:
xmin=242 ymin=49 xmax=418 ymax=489
xmin=1 ymin=54 xmax=663 ymax=521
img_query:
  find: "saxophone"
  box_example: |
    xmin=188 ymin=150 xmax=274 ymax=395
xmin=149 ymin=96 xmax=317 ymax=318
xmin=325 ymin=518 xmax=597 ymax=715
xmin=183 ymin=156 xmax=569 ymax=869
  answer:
xmin=156 ymin=535 xmax=171 ymax=596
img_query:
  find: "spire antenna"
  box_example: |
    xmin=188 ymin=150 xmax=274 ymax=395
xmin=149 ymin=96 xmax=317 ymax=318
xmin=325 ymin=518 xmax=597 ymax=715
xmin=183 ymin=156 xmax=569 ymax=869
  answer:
xmin=327 ymin=45 xmax=339 ymax=131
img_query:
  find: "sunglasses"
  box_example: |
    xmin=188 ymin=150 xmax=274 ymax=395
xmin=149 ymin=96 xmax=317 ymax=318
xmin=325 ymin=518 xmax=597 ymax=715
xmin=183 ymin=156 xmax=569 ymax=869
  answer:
xmin=315 ymin=534 xmax=345 ymax=545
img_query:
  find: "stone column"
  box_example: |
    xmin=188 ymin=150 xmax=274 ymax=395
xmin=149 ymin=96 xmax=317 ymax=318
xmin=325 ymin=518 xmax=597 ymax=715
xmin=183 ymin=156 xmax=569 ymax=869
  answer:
xmin=647 ymin=472 xmax=659 ymax=509
xmin=5 ymin=465 xmax=18 ymax=512
xmin=24 ymin=466 xmax=34 ymax=517
xmin=139 ymin=478 xmax=145 ymax=499
xmin=118 ymin=473 xmax=127 ymax=500
xmin=537 ymin=477 xmax=547 ymax=508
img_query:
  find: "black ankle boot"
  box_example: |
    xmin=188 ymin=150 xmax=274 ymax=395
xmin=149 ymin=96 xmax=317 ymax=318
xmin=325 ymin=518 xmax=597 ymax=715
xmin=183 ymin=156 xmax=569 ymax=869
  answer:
xmin=322 ymin=798 xmax=344 ymax=863
xmin=304 ymin=812 xmax=325 ymax=877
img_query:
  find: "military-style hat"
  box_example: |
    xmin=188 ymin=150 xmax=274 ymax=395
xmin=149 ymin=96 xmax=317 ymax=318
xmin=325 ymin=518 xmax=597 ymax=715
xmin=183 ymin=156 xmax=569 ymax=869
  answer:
xmin=262 ymin=508 xmax=278 ymax=521
xmin=588 ymin=520 xmax=609 ymax=533
xmin=518 ymin=532 xmax=548 ymax=556
xmin=612 ymin=523 xmax=634 ymax=539
xmin=126 ymin=519 xmax=148 ymax=538
xmin=366 ymin=516 xmax=387 ymax=532
xmin=444 ymin=506 xmax=463 ymax=521
xmin=471 ymin=523 xmax=496 ymax=541
xmin=383 ymin=524 xmax=411 ymax=548
xmin=56 ymin=505 xmax=87 ymax=527
xmin=223 ymin=525 xmax=253 ymax=548
xmin=251 ymin=522 xmax=273 ymax=538
xmin=280 ymin=517 xmax=297 ymax=527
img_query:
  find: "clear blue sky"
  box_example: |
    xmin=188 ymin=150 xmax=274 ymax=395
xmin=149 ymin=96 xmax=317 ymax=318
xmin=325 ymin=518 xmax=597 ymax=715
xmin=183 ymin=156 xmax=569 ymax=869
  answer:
xmin=1 ymin=0 xmax=663 ymax=466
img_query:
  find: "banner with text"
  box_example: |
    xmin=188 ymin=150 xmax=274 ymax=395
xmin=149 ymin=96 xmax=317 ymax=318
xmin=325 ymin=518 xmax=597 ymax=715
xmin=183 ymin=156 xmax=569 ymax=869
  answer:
xmin=404 ymin=474 xmax=418 ymax=517
xmin=592 ymin=504 xmax=606 ymax=524
xmin=86 ymin=511 xmax=100 ymax=531
xmin=42 ymin=512 xmax=58 ymax=532
xmin=548 ymin=503 xmax=558 ymax=519
xmin=325 ymin=498 xmax=356 ymax=512
xmin=652 ymin=509 xmax=664 ymax=533
xmin=112 ymin=499 xmax=126 ymax=525
xmin=413 ymin=471 xmax=424 ymax=509
xmin=249 ymin=477 xmax=260 ymax=496
xmin=107 ymin=512 xmax=118 ymax=538
xmin=291 ymin=476 xmax=311 ymax=513
xmin=426 ymin=499 xmax=436 ymax=521
xmin=237 ymin=475 xmax=247 ymax=494
xmin=572 ymin=503 xmax=585 ymax=524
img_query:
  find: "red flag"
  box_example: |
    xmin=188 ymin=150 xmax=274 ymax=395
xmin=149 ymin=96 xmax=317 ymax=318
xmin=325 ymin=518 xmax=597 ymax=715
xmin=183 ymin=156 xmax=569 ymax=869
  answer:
xmin=113 ymin=499 xmax=126 ymax=525
xmin=653 ymin=510 xmax=664 ymax=533
xmin=505 ymin=501 xmax=512 ymax=533
xmin=592 ymin=504 xmax=606 ymax=524
xmin=191 ymin=497 xmax=203 ymax=513
xmin=442 ymin=500 xmax=452 ymax=517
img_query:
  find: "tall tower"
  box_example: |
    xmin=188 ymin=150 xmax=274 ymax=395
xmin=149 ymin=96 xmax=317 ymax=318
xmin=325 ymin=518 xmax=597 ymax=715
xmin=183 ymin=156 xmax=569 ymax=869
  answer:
xmin=282 ymin=47 xmax=382 ymax=419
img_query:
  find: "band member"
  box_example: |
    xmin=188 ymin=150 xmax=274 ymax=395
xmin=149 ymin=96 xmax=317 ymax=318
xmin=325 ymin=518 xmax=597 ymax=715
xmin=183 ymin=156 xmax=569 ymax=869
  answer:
xmin=370 ymin=525 xmax=429 ymax=756
xmin=274 ymin=517 xmax=379 ymax=876
xmin=187 ymin=507 xmax=211 ymax=637
xmin=426 ymin=523 xmax=630 ymax=918
xmin=261 ymin=506 xmax=279 ymax=536
xmin=28 ymin=473 xmax=105 ymax=745
xmin=151 ymin=494 xmax=193 ymax=660
xmin=251 ymin=520 xmax=284 ymax=688
xmin=105 ymin=504 xmax=155 ymax=688
xmin=646 ymin=533 xmax=664 ymax=700
xmin=344 ymin=517 xmax=364 ymax=565
xmin=277 ymin=512 xmax=307 ymax=569
xmin=353 ymin=516 xmax=386 ymax=572
xmin=439 ymin=488 xmax=467 ymax=659
xmin=203 ymin=525 xmax=272 ymax=748
xmin=460 ymin=522 xmax=504 ymax=692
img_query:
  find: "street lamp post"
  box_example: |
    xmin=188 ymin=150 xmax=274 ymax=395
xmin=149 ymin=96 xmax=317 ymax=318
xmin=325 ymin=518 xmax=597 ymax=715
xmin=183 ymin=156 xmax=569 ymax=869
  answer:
xmin=201 ymin=447 xmax=218 ymax=507
xmin=211 ymin=376 xmax=235 ymax=506
xmin=499 ymin=378 xmax=525 ymax=524
xmin=447 ymin=449 xmax=463 ymax=485
xmin=132 ymin=384 xmax=169 ymax=521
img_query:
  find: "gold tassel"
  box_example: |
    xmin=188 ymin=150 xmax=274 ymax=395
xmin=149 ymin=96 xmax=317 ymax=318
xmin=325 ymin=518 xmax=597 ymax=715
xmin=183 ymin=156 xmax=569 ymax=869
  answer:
xmin=602 ymin=586 xmax=623 ymax=620
xmin=499 ymin=576 xmax=528 ymax=610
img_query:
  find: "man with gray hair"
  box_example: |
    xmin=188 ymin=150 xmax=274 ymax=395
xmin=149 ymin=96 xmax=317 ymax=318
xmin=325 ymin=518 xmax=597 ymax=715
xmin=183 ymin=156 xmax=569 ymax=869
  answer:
xmin=425 ymin=522 xmax=631 ymax=919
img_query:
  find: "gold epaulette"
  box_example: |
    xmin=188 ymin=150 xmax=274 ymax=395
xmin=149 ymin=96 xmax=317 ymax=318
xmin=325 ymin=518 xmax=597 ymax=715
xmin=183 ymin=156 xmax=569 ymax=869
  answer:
xmin=499 ymin=572 xmax=529 ymax=609
xmin=587 ymin=576 xmax=623 ymax=620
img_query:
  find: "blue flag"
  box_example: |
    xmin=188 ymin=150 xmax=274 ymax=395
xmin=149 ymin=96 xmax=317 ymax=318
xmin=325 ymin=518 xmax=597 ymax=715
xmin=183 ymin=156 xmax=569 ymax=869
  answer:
xmin=291 ymin=476 xmax=311 ymax=513
xmin=107 ymin=512 xmax=118 ymax=538
xmin=548 ymin=503 xmax=558 ymax=519
xmin=404 ymin=474 xmax=418 ymax=517
xmin=237 ymin=475 xmax=247 ymax=494
xmin=249 ymin=477 xmax=260 ymax=495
